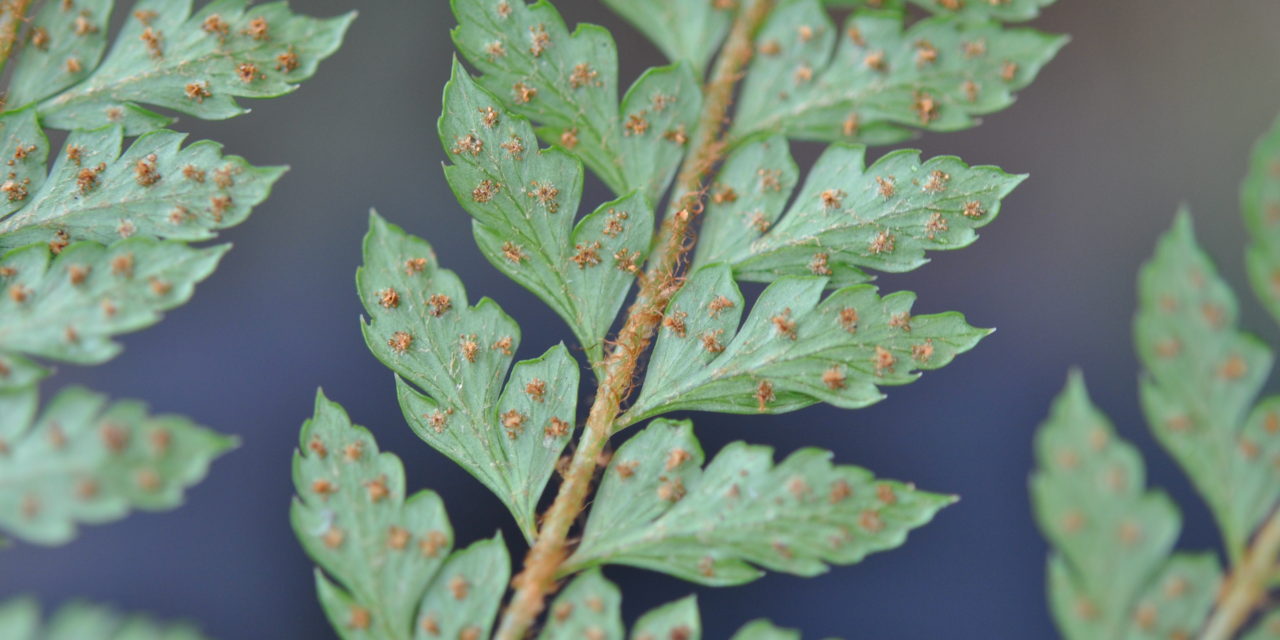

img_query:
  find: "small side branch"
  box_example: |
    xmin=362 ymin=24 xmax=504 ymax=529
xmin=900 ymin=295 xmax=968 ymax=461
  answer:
xmin=492 ymin=2 xmax=774 ymax=639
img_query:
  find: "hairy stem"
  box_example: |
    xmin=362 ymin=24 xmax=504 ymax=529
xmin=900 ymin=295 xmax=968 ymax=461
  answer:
xmin=0 ymin=0 xmax=31 ymax=78
xmin=1201 ymin=511 xmax=1280 ymax=640
xmin=493 ymin=3 xmax=773 ymax=638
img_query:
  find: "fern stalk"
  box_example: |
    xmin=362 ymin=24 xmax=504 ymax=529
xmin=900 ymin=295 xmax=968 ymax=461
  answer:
xmin=0 ymin=0 xmax=30 ymax=75
xmin=1201 ymin=511 xmax=1280 ymax=640
xmin=494 ymin=2 xmax=775 ymax=638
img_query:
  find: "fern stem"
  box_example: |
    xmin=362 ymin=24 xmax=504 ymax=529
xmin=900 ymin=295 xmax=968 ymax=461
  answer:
xmin=1200 ymin=510 xmax=1280 ymax=640
xmin=0 ymin=0 xmax=30 ymax=78
xmin=493 ymin=3 xmax=774 ymax=638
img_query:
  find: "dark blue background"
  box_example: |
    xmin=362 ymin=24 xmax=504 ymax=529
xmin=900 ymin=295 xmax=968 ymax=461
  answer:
xmin=4 ymin=1 xmax=1280 ymax=637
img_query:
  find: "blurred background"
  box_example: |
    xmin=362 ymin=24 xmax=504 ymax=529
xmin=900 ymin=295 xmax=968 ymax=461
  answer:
xmin=4 ymin=0 xmax=1280 ymax=637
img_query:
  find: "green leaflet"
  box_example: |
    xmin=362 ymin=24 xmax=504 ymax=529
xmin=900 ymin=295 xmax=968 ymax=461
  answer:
xmin=601 ymin=0 xmax=731 ymax=75
xmin=0 ymin=123 xmax=285 ymax=251
xmin=1031 ymin=374 xmax=1220 ymax=640
xmin=0 ymin=239 xmax=225 ymax=365
xmin=0 ymin=384 xmax=234 ymax=545
xmin=538 ymin=572 xmax=795 ymax=640
xmin=25 ymin=0 xmax=354 ymax=135
xmin=732 ymin=1 xmax=1065 ymax=145
xmin=0 ymin=109 xmax=51 ymax=220
xmin=693 ymin=137 xmax=1023 ymax=286
xmin=0 ymin=352 xmax=48 ymax=391
xmin=292 ymin=392 xmax=510 ymax=640
xmin=357 ymin=213 xmax=577 ymax=540
xmin=6 ymin=0 xmax=113 ymax=112
xmin=440 ymin=62 xmax=653 ymax=366
xmin=823 ymin=0 xmax=1055 ymax=22
xmin=1244 ymin=611 xmax=1280 ymax=640
xmin=1243 ymin=113 xmax=1280 ymax=327
xmin=1135 ymin=212 xmax=1278 ymax=558
xmin=0 ymin=597 xmax=213 ymax=640
xmin=451 ymin=0 xmax=702 ymax=202
xmin=730 ymin=620 xmax=802 ymax=640
xmin=630 ymin=596 xmax=701 ymax=640
xmin=622 ymin=264 xmax=988 ymax=423
xmin=565 ymin=419 xmax=953 ymax=586
xmin=409 ymin=536 xmax=509 ymax=640
xmin=538 ymin=570 xmax=624 ymax=640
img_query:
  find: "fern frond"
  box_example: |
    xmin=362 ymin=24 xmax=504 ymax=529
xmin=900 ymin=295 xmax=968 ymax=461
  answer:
xmin=17 ymin=0 xmax=354 ymax=134
xmin=357 ymin=213 xmax=577 ymax=540
xmin=0 ymin=597 xmax=214 ymax=640
xmin=0 ymin=384 xmax=233 ymax=545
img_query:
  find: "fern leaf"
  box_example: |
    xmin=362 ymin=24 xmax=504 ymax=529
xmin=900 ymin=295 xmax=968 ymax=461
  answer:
xmin=1135 ymin=212 xmax=1277 ymax=556
xmin=0 ymin=123 xmax=285 ymax=251
xmin=540 ymin=573 xmax=736 ymax=640
xmin=411 ymin=536 xmax=509 ymax=640
xmin=0 ymin=109 xmax=50 ymax=221
xmin=451 ymin=0 xmax=702 ymax=202
xmin=693 ymin=137 xmax=1024 ymax=286
xmin=0 ymin=353 xmax=47 ymax=391
xmin=0 ymin=239 xmax=225 ymax=365
xmin=6 ymin=0 xmax=112 ymax=113
xmin=0 ymin=597 xmax=213 ymax=640
xmin=537 ymin=570 xmax=624 ymax=640
xmin=824 ymin=0 xmax=1055 ymax=22
xmin=357 ymin=213 xmax=577 ymax=540
xmin=1243 ymin=113 xmax=1280 ymax=327
xmin=730 ymin=620 xmax=803 ymax=640
xmin=1031 ymin=373 xmax=1221 ymax=640
xmin=601 ymin=0 xmax=731 ymax=75
xmin=440 ymin=62 xmax=652 ymax=365
xmin=25 ymin=0 xmax=354 ymax=134
xmin=732 ymin=1 xmax=1065 ymax=144
xmin=623 ymin=264 xmax=987 ymax=423
xmin=565 ymin=418 xmax=953 ymax=586
xmin=630 ymin=596 xmax=700 ymax=640
xmin=292 ymin=391 xmax=511 ymax=640
xmin=0 ymin=384 xmax=234 ymax=545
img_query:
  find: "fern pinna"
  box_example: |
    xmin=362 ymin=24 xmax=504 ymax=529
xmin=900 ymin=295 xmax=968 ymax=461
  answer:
xmin=1031 ymin=115 xmax=1280 ymax=640
xmin=292 ymin=0 xmax=1064 ymax=638
xmin=0 ymin=0 xmax=351 ymax=633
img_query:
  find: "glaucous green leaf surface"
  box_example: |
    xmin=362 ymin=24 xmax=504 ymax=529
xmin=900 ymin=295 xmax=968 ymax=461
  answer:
xmin=292 ymin=391 xmax=511 ymax=640
xmin=440 ymin=63 xmax=652 ymax=365
xmin=693 ymin=138 xmax=1023 ymax=285
xmin=824 ymin=0 xmax=1055 ymax=22
xmin=1135 ymin=213 xmax=1278 ymax=557
xmin=567 ymin=419 xmax=953 ymax=585
xmin=0 ymin=597 xmax=213 ymax=640
xmin=412 ymin=535 xmax=509 ymax=640
xmin=601 ymin=0 xmax=731 ymax=75
xmin=6 ymin=0 xmax=112 ymax=110
xmin=0 ymin=124 xmax=285 ymax=251
xmin=30 ymin=0 xmax=354 ymax=134
xmin=630 ymin=596 xmax=700 ymax=640
xmin=623 ymin=264 xmax=988 ymax=423
xmin=0 ymin=109 xmax=51 ymax=220
xmin=451 ymin=0 xmax=702 ymax=202
xmin=0 ymin=239 xmax=225 ymax=365
xmin=537 ymin=570 xmax=624 ymax=640
xmin=0 ymin=353 xmax=48 ymax=391
xmin=1031 ymin=374 xmax=1220 ymax=640
xmin=730 ymin=620 xmax=802 ymax=640
xmin=1243 ymin=113 xmax=1280 ymax=327
xmin=0 ymin=384 xmax=233 ymax=545
xmin=732 ymin=1 xmax=1065 ymax=144
xmin=357 ymin=213 xmax=577 ymax=540
xmin=1244 ymin=610 xmax=1280 ymax=640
